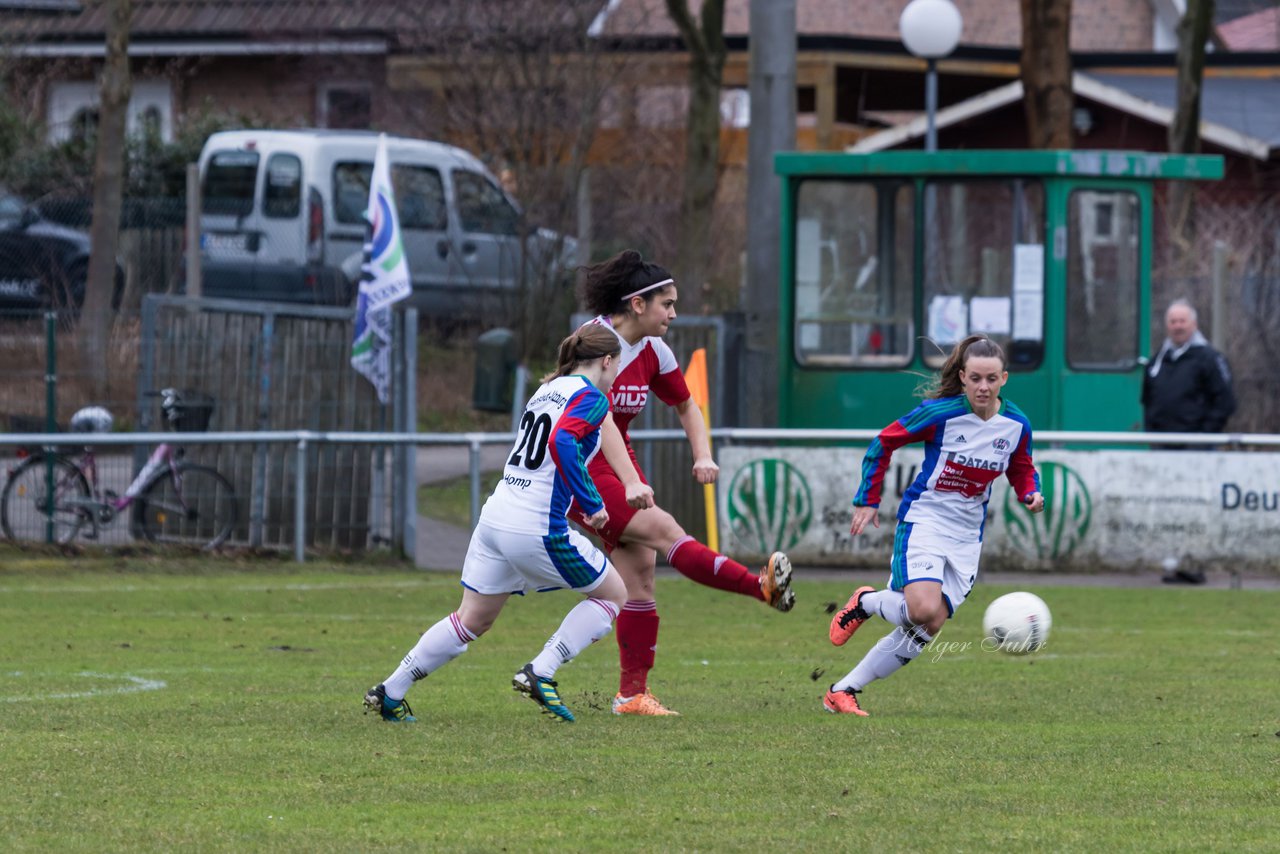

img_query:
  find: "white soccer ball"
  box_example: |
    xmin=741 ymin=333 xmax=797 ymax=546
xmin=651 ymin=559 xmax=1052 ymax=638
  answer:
xmin=983 ymin=592 xmax=1052 ymax=655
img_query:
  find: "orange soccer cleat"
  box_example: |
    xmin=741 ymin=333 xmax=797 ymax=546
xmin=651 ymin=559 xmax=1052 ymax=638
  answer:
xmin=829 ymin=586 xmax=875 ymax=646
xmin=611 ymin=690 xmax=680 ymax=716
xmin=823 ymin=686 xmax=869 ymax=717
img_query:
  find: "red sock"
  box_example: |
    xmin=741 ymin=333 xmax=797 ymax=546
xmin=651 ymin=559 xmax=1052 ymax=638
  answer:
xmin=667 ymin=536 xmax=764 ymax=600
xmin=616 ymin=601 xmax=658 ymax=697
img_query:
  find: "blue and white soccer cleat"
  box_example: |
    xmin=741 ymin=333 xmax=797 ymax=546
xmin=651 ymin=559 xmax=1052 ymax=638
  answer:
xmin=363 ymin=683 xmax=416 ymax=723
xmin=512 ymin=664 xmax=575 ymax=723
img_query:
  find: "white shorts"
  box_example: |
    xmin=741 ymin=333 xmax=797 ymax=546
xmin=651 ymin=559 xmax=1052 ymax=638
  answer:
xmin=888 ymin=521 xmax=982 ymax=616
xmin=460 ymin=522 xmax=613 ymax=595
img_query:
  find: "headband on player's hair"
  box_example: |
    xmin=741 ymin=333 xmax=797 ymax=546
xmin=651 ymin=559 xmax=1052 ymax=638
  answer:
xmin=622 ymin=277 xmax=674 ymax=302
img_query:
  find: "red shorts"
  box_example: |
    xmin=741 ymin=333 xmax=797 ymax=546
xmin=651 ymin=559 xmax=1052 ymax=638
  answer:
xmin=568 ymin=452 xmax=647 ymax=552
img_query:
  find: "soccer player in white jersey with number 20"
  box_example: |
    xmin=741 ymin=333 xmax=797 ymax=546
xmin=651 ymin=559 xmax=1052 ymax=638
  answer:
xmin=363 ymin=325 xmax=628 ymax=724
xmin=824 ymin=335 xmax=1045 ymax=717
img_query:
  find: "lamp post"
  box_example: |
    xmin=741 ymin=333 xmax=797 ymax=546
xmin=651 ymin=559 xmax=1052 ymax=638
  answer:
xmin=899 ymin=0 xmax=963 ymax=152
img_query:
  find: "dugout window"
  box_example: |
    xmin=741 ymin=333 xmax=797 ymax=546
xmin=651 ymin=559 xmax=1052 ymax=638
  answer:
xmin=793 ymin=179 xmax=915 ymax=368
xmin=921 ymin=179 xmax=1045 ymax=370
xmin=1066 ymin=190 xmax=1141 ymax=370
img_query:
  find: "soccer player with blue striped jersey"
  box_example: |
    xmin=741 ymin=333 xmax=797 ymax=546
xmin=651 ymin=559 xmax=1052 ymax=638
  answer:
xmin=363 ymin=326 xmax=629 ymax=724
xmin=824 ymin=336 xmax=1045 ymax=716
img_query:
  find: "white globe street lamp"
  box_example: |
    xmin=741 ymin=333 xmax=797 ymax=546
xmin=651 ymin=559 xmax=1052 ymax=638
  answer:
xmin=899 ymin=0 xmax=963 ymax=151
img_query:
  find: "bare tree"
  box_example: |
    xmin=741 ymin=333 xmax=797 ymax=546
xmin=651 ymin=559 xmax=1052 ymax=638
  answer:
xmin=397 ymin=1 xmax=638 ymax=358
xmin=1167 ymin=0 xmax=1215 ymax=265
xmin=1019 ymin=0 xmax=1073 ymax=149
xmin=82 ymin=0 xmax=132 ymax=396
xmin=665 ymin=0 xmax=726 ymax=315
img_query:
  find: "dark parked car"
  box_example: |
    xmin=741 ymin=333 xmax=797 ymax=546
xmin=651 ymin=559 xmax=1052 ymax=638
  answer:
xmin=0 ymin=190 xmax=123 ymax=318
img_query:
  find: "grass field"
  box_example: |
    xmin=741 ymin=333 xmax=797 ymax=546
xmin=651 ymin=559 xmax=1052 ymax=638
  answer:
xmin=2 ymin=551 xmax=1277 ymax=852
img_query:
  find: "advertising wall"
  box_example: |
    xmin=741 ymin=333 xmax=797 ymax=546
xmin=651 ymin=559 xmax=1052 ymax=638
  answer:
xmin=717 ymin=447 xmax=1280 ymax=574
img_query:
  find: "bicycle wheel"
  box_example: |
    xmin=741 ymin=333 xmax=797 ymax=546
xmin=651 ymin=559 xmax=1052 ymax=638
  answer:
xmin=1 ymin=454 xmax=91 ymax=545
xmin=134 ymin=464 xmax=237 ymax=550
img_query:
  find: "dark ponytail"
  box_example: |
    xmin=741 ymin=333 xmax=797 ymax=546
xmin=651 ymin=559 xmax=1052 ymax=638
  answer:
xmin=542 ymin=324 xmax=622 ymax=383
xmin=579 ymin=249 xmax=674 ymax=316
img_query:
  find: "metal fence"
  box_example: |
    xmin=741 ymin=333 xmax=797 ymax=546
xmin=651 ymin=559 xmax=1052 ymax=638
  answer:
xmin=0 ymin=293 xmax=417 ymax=554
xmin=0 ymin=430 xmax=415 ymax=560
xmin=4 ymin=426 xmax=1276 ymax=564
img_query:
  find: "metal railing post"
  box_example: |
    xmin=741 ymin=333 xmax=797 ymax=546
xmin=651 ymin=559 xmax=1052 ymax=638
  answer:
xmin=44 ymin=310 xmax=56 ymax=545
xmin=470 ymin=437 xmax=482 ymax=530
xmin=402 ymin=308 xmax=418 ymax=562
xmin=294 ymin=437 xmax=307 ymax=563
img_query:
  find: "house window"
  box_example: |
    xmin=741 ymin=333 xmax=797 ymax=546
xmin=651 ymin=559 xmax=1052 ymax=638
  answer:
xmin=140 ymin=106 xmax=162 ymax=139
xmin=319 ymin=84 xmax=372 ymax=130
xmin=46 ymin=79 xmax=172 ymax=144
xmin=720 ymin=88 xmax=749 ymax=128
xmin=797 ymin=86 xmax=816 ymax=114
xmin=636 ymin=86 xmax=688 ymax=128
xmin=70 ymin=107 xmax=99 ymax=144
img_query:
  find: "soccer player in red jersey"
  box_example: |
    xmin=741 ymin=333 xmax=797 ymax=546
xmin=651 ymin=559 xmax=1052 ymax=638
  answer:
xmin=568 ymin=250 xmax=794 ymax=716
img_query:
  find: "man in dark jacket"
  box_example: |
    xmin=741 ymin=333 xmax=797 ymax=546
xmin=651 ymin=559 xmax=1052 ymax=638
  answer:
xmin=1142 ymin=299 xmax=1237 ymax=437
xmin=1141 ymin=299 xmax=1237 ymax=583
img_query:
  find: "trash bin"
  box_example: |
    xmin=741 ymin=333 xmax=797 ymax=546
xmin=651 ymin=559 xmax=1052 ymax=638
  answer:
xmin=473 ymin=327 xmax=519 ymax=412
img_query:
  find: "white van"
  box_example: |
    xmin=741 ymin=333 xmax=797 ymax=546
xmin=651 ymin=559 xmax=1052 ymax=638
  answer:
xmin=197 ymin=129 xmax=565 ymax=312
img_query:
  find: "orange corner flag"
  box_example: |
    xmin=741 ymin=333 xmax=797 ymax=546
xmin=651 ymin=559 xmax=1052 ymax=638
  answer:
xmin=685 ymin=347 xmax=710 ymax=412
xmin=684 ymin=348 xmax=718 ymax=551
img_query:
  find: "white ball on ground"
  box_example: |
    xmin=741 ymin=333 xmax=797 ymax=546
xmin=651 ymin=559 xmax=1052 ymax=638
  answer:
xmin=983 ymin=591 xmax=1052 ymax=655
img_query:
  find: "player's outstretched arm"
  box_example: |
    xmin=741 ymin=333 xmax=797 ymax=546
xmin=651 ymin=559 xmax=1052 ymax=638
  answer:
xmin=674 ymin=398 xmax=718 ymax=484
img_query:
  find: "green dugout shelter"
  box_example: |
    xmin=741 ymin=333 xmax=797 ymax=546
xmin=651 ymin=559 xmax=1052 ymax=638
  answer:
xmin=773 ymin=149 xmax=1223 ymax=431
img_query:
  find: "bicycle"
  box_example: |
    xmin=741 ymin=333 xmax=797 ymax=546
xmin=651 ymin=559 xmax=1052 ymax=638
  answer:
xmin=1 ymin=389 xmax=238 ymax=550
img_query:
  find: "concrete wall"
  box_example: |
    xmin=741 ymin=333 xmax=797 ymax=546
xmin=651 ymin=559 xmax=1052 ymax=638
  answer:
xmin=718 ymin=445 xmax=1280 ymax=575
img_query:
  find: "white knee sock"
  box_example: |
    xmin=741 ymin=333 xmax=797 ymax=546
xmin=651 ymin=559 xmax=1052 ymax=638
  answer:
xmin=530 ymin=598 xmax=621 ymax=679
xmin=860 ymin=589 xmax=910 ymax=629
xmin=383 ymin=612 xmax=476 ymax=700
xmin=833 ymin=624 xmax=934 ymax=693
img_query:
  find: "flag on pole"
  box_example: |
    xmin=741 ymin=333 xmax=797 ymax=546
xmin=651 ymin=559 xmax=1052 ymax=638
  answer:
xmin=684 ymin=348 xmax=719 ymax=552
xmin=351 ymin=133 xmax=413 ymax=403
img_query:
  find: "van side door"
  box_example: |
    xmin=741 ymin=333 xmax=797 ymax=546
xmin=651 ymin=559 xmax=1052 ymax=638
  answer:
xmin=331 ymin=160 xmax=452 ymax=310
xmin=253 ymin=151 xmax=309 ymax=301
xmin=449 ymin=169 xmax=523 ymax=315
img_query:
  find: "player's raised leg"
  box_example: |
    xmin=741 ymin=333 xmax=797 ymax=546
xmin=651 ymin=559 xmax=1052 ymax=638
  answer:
xmin=624 ymin=504 xmax=796 ymax=611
